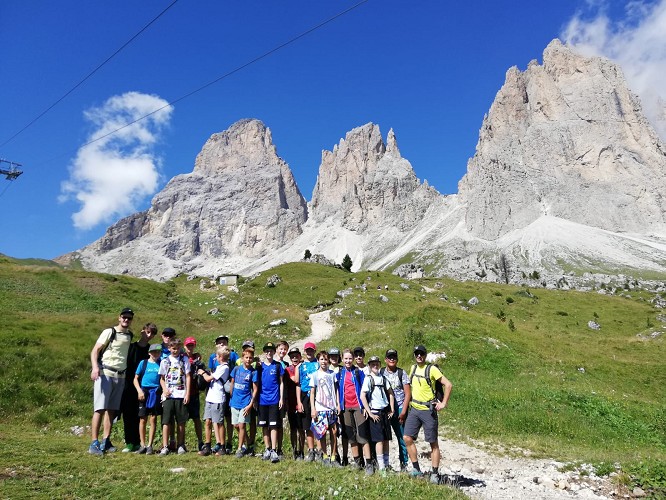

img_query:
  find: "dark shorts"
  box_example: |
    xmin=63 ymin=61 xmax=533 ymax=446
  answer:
xmin=162 ymin=398 xmax=189 ymax=425
xmin=367 ymin=408 xmax=392 ymax=442
xmin=258 ymin=404 xmax=282 ymax=428
xmin=341 ymin=407 xmax=369 ymax=445
xmin=138 ymin=399 xmax=162 ymax=417
xmin=186 ymin=395 xmax=201 ymax=420
xmin=287 ymin=411 xmax=303 ymax=430
xmin=297 ymin=392 xmax=312 ymax=431
xmin=404 ymin=406 xmax=439 ymax=443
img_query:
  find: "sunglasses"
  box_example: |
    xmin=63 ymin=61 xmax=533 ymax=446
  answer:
xmin=121 ymin=316 xmax=133 ymax=320
xmin=414 ymin=352 xmax=426 ymax=357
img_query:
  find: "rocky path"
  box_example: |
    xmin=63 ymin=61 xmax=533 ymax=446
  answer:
xmin=294 ymin=308 xmax=618 ymax=499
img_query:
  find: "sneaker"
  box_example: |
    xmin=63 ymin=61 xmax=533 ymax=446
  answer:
xmin=262 ymin=449 xmax=272 ymax=461
xmin=270 ymin=450 xmax=279 ymax=463
xmin=215 ymin=447 xmax=227 ymax=456
xmin=122 ymin=444 xmax=138 ymax=453
xmin=88 ymin=441 xmax=103 ymax=456
xmin=211 ymin=443 xmax=221 ymax=454
xmin=331 ymin=460 xmax=342 ymax=468
xmin=225 ymin=446 xmax=233 ymax=455
xmin=365 ymin=463 xmax=374 ymax=476
xmin=409 ymin=468 xmax=423 ymax=478
xmin=316 ymin=450 xmax=324 ymax=462
xmin=159 ymin=446 xmax=170 ymax=456
xmin=305 ymin=449 xmax=316 ymax=462
xmin=350 ymin=459 xmax=361 ymax=470
xmin=198 ymin=444 xmax=211 ymax=456
xmin=102 ymin=438 xmax=117 ymax=453
xmin=430 ymin=473 xmax=440 ymax=485
xmin=235 ymin=449 xmax=245 ymax=458
xmin=177 ymin=445 xmax=187 ymax=455
xmin=135 ymin=446 xmax=147 ymax=454
xmin=246 ymin=446 xmax=255 ymax=457
xmin=323 ymin=457 xmax=332 ymax=467
xmin=145 ymin=446 xmax=154 ymax=455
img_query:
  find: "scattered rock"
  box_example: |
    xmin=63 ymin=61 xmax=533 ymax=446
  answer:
xmin=588 ymin=320 xmax=601 ymax=330
xmin=269 ymin=319 xmax=287 ymax=326
xmin=379 ymin=294 xmax=389 ymax=303
xmin=468 ymin=296 xmax=479 ymax=306
xmin=266 ymin=274 xmax=281 ymax=287
xmin=337 ymin=288 xmax=353 ymax=299
xmin=207 ymin=308 xmax=219 ymax=316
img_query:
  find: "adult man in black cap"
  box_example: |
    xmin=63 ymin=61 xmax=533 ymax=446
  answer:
xmin=88 ymin=308 xmax=135 ymax=455
xmin=403 ymin=344 xmax=453 ymax=483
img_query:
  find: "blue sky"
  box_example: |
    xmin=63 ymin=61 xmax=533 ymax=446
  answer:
xmin=1 ymin=1 xmax=665 ymax=259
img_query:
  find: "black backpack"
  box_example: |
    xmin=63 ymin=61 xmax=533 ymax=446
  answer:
xmin=409 ymin=363 xmax=444 ymax=406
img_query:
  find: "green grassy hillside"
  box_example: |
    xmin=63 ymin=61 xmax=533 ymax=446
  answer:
xmin=1 ymin=259 xmax=664 ymax=496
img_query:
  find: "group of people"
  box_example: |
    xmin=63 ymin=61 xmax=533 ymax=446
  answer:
xmin=88 ymin=308 xmax=453 ymax=481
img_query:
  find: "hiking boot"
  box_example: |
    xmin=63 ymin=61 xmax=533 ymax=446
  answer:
xmin=145 ymin=446 xmax=154 ymax=455
xmin=410 ymin=468 xmax=423 ymax=478
xmin=88 ymin=441 xmax=103 ymax=456
xmin=262 ymin=449 xmax=272 ymax=460
xmin=177 ymin=445 xmax=187 ymax=455
xmin=198 ymin=444 xmax=211 ymax=456
xmin=235 ymin=449 xmax=245 ymax=458
xmin=102 ymin=438 xmax=117 ymax=453
xmin=159 ymin=446 xmax=170 ymax=456
xmin=215 ymin=447 xmax=226 ymax=456
xmin=135 ymin=446 xmax=147 ymax=454
xmin=270 ymin=450 xmax=280 ymax=463
xmin=304 ymin=449 xmax=316 ymax=462
xmin=365 ymin=463 xmax=374 ymax=476
xmin=430 ymin=473 xmax=440 ymax=485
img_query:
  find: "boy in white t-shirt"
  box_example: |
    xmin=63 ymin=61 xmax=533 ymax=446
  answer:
xmin=197 ymin=346 xmax=230 ymax=456
xmin=360 ymin=356 xmax=395 ymax=476
xmin=309 ymin=351 xmax=340 ymax=466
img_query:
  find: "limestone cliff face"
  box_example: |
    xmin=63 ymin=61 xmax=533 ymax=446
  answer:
xmin=458 ymin=39 xmax=666 ymax=240
xmin=310 ymin=123 xmax=439 ymax=232
xmin=79 ymin=119 xmax=307 ymax=276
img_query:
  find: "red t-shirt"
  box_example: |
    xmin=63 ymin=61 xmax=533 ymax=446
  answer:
xmin=343 ymin=370 xmax=360 ymax=409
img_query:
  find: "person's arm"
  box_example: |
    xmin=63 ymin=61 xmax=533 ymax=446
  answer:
xmin=278 ymin=368 xmax=284 ymax=410
xmin=244 ymin=382 xmax=258 ymax=416
xmin=133 ymin=364 xmax=145 ymax=401
xmin=90 ymin=343 xmax=104 ymax=381
xmin=295 ymin=367 xmax=303 ymax=412
xmin=160 ymin=373 xmax=169 ymax=399
xmin=400 ymin=376 xmax=411 ymax=423
xmin=387 ymin=387 xmax=395 ymax=417
xmin=359 ymin=383 xmax=378 ymax=422
xmin=310 ymin=373 xmax=317 ymax=419
xmin=184 ymin=362 xmax=192 ymax=404
xmin=435 ymin=375 xmax=453 ymax=411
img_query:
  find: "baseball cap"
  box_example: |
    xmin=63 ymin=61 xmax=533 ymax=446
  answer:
xmin=184 ymin=337 xmax=197 ymax=346
xmin=352 ymin=346 xmax=365 ymax=356
xmin=413 ymin=344 xmax=427 ymax=354
xmin=215 ymin=335 xmax=229 ymax=343
xmin=148 ymin=343 xmax=162 ymax=352
xmin=120 ymin=307 xmax=134 ymax=317
xmin=304 ymin=342 xmax=316 ymax=351
xmin=385 ymin=349 xmax=398 ymax=359
xmin=263 ymin=342 xmax=276 ymax=352
xmin=368 ymin=355 xmax=380 ymax=363
xmin=328 ymin=347 xmax=340 ymax=356
xmin=288 ymin=347 xmax=301 ymax=356
xmin=162 ymin=327 xmax=176 ymax=337
xmin=242 ymin=339 xmax=255 ymax=349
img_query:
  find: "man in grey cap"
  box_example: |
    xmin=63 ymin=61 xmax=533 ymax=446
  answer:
xmin=88 ymin=307 xmax=135 ymax=455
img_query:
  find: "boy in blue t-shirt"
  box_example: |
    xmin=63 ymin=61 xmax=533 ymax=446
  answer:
xmin=258 ymin=342 xmax=285 ymax=463
xmin=295 ymin=341 xmax=320 ymax=462
xmin=133 ymin=343 xmax=163 ymax=455
xmin=229 ymin=347 xmax=258 ymax=458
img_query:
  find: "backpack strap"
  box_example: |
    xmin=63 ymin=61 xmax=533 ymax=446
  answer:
xmin=409 ymin=363 xmax=436 ymax=406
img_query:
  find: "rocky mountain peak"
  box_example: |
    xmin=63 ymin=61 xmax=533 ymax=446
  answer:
xmin=458 ymin=39 xmax=666 ymax=240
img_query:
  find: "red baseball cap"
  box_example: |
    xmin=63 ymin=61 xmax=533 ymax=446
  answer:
xmin=184 ymin=337 xmax=197 ymax=346
xmin=304 ymin=342 xmax=316 ymax=351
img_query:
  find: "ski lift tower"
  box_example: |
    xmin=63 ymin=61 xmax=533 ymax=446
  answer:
xmin=0 ymin=159 xmax=23 ymax=180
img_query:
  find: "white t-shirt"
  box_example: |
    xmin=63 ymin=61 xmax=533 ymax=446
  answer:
xmin=361 ymin=373 xmax=390 ymax=411
xmin=205 ymin=363 xmax=230 ymax=404
xmin=159 ymin=355 xmax=191 ymax=399
xmin=310 ymin=370 xmax=337 ymax=411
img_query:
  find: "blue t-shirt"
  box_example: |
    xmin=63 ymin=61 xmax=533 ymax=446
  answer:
xmin=209 ymin=350 xmax=239 ymax=370
xmin=259 ymin=360 xmax=285 ymax=406
xmin=230 ymin=364 xmax=257 ymax=409
xmin=298 ymin=360 xmax=319 ymax=396
xmin=137 ymin=359 xmax=161 ymax=389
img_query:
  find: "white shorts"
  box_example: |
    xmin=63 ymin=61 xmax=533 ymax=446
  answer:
xmin=231 ymin=406 xmax=251 ymax=425
xmin=93 ymin=373 xmax=125 ymax=412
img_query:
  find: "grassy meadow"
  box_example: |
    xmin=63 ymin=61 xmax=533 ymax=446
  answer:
xmin=0 ymin=255 xmax=665 ymax=497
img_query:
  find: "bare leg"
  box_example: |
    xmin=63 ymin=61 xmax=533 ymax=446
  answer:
xmin=91 ymin=410 xmax=103 ymax=441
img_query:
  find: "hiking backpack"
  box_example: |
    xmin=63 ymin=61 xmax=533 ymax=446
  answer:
xmin=408 ymin=363 xmax=444 ymax=405
xmin=97 ymin=327 xmax=133 ymax=367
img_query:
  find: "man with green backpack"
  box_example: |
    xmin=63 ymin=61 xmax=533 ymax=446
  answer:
xmin=403 ymin=344 xmax=453 ymax=483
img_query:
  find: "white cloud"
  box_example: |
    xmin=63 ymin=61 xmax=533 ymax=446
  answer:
xmin=60 ymin=91 xmax=173 ymax=230
xmin=562 ymin=0 xmax=666 ymax=140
